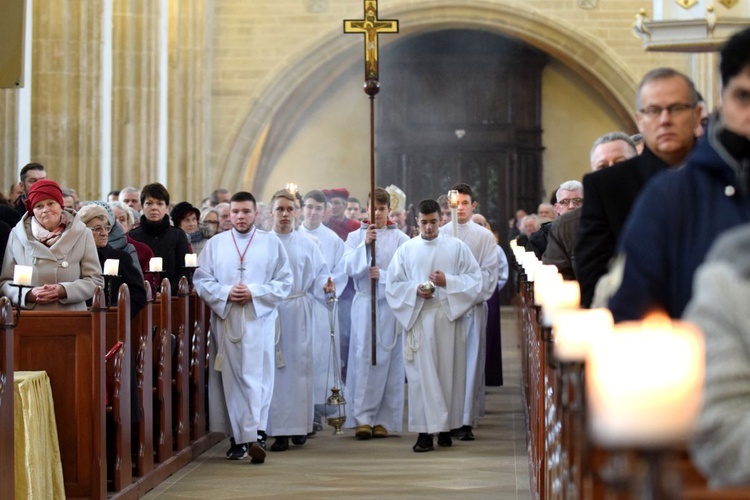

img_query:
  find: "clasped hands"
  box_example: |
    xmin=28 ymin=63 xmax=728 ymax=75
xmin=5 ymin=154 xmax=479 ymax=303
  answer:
xmin=26 ymin=284 xmax=67 ymax=304
xmin=229 ymin=284 xmax=253 ymax=304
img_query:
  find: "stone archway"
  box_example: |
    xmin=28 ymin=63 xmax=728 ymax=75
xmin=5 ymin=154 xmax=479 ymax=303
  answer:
xmin=216 ymin=1 xmax=638 ymax=193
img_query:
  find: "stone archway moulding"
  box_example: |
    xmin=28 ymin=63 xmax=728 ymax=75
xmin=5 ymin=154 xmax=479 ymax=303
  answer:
xmin=217 ymin=1 xmax=639 ymax=192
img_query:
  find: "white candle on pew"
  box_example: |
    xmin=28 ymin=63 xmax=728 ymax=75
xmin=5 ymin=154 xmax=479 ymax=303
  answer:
xmin=552 ymin=308 xmax=613 ymax=362
xmin=586 ymin=313 xmax=704 ymax=448
xmin=149 ymin=257 xmax=163 ymax=272
xmin=541 ymin=280 xmax=580 ymax=327
xmin=13 ymin=265 xmax=33 ymax=285
xmin=184 ymin=253 xmax=198 ymax=267
xmin=103 ymin=259 xmax=120 ymax=276
xmin=534 ymin=265 xmax=562 ymax=306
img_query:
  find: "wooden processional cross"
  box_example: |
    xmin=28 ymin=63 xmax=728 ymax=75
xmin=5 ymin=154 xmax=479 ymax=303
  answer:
xmin=344 ymin=1 xmax=398 ymax=366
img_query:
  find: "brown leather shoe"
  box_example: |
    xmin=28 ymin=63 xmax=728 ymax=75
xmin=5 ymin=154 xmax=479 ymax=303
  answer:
xmin=372 ymin=425 xmax=388 ymax=438
xmin=355 ymin=425 xmax=372 ymax=440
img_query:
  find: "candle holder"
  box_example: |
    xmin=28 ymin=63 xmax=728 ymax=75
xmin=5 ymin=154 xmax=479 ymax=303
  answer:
xmin=8 ymin=283 xmax=32 ymax=328
xmin=181 ymin=266 xmax=199 ymax=292
xmin=102 ymin=274 xmax=121 ymax=309
xmin=145 ymin=271 xmax=165 ymax=298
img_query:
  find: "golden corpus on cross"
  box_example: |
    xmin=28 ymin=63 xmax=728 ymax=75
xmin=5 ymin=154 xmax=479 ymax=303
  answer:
xmin=344 ymin=0 xmax=399 ymax=95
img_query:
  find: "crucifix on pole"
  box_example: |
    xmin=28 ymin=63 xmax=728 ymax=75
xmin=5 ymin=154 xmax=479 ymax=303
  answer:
xmin=344 ymin=0 xmax=398 ymax=366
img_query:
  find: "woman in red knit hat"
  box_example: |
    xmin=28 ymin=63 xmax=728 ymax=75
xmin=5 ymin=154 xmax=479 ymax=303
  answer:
xmin=0 ymin=178 xmax=103 ymax=310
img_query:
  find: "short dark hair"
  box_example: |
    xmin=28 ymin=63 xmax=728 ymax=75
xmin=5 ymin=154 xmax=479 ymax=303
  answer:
xmin=348 ymin=197 xmax=361 ymax=205
xmin=720 ymin=27 xmax=750 ymax=88
xmin=303 ymin=190 xmax=326 ymax=205
xmin=270 ymin=189 xmax=295 ymax=205
xmin=367 ymin=188 xmax=390 ymax=208
xmin=418 ymin=199 xmax=440 ymax=216
xmin=140 ymin=183 xmax=170 ymax=205
xmin=636 ymin=68 xmax=698 ymax=109
xmin=19 ymin=163 xmax=45 ymax=183
xmin=107 ymin=190 xmax=120 ymax=198
xmin=230 ymin=191 xmax=257 ymax=209
xmin=450 ymin=183 xmax=474 ymax=201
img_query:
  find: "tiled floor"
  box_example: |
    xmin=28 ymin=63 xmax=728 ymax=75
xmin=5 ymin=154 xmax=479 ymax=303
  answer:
xmin=143 ymin=308 xmax=531 ymax=499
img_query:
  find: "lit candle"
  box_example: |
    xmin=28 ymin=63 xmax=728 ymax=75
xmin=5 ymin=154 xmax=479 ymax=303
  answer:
xmin=103 ymin=259 xmax=120 ymax=276
xmin=13 ymin=265 xmax=33 ymax=286
xmin=552 ymin=308 xmax=613 ymax=362
xmin=448 ymin=190 xmax=459 ymax=236
xmin=541 ymin=280 xmax=580 ymax=327
xmin=149 ymin=257 xmax=163 ymax=273
xmin=286 ymin=182 xmax=298 ymax=195
xmin=448 ymin=190 xmax=458 ymax=208
xmin=184 ymin=253 xmax=198 ymax=267
xmin=533 ymin=266 xmax=563 ymax=307
xmin=586 ymin=314 xmax=704 ymax=448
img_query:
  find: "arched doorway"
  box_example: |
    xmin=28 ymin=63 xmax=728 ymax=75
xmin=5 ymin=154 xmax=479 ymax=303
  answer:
xmin=216 ymin=2 xmax=637 ymax=199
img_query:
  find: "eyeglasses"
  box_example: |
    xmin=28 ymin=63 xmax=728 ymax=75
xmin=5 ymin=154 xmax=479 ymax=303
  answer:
xmin=88 ymin=224 xmax=112 ymax=235
xmin=638 ymin=103 xmax=695 ymax=118
xmin=556 ymin=198 xmax=584 ymax=207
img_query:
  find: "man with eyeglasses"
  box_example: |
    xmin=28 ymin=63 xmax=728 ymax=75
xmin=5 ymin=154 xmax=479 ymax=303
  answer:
xmin=609 ymin=28 xmax=750 ymax=322
xmin=543 ymin=135 xmax=638 ymax=280
xmin=575 ymin=67 xmax=702 ymax=308
xmin=527 ymin=181 xmax=583 ymax=260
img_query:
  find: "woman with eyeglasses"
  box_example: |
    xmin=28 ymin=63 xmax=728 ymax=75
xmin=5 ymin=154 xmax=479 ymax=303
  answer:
xmin=0 ymin=179 xmax=103 ymax=310
xmin=78 ymin=204 xmax=146 ymax=319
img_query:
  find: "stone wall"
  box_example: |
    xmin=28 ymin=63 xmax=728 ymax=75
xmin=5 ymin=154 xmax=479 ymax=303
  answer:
xmin=0 ymin=0 xmax=713 ymax=206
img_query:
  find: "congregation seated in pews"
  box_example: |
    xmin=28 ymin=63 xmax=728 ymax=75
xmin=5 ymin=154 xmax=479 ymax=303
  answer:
xmin=0 ymin=277 xmax=219 ymax=499
xmin=512 ymin=245 xmax=750 ymax=499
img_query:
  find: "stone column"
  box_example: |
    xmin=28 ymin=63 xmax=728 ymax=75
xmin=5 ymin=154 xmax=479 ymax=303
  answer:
xmin=0 ymin=91 xmax=19 ymax=193
xmin=33 ymin=0 xmax=103 ymax=200
xmin=110 ymin=0 xmax=161 ymax=193
xmin=166 ymin=0 xmax=209 ymax=204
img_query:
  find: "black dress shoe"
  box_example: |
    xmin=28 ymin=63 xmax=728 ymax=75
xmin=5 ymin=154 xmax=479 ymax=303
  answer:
xmin=457 ymin=425 xmax=475 ymax=441
xmin=437 ymin=432 xmax=453 ymax=447
xmin=449 ymin=428 xmax=460 ymax=437
xmin=412 ymin=433 xmax=434 ymax=452
xmin=227 ymin=442 xmax=249 ymax=460
xmin=226 ymin=437 xmax=245 ymax=459
xmin=270 ymin=436 xmax=290 ymax=452
xmin=291 ymin=435 xmax=307 ymax=446
xmin=257 ymin=431 xmax=267 ymax=450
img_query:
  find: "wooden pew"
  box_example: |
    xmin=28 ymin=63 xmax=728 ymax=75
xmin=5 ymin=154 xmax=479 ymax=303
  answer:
xmin=103 ymin=284 xmax=132 ymax=492
xmin=13 ymin=288 xmax=107 ymax=499
xmin=151 ymin=278 xmax=173 ymax=464
xmin=132 ymin=280 xmax=154 ymax=479
xmin=189 ymin=291 xmax=207 ymax=441
xmin=516 ymin=270 xmax=750 ymax=500
xmin=172 ymin=277 xmax=190 ymax=451
xmin=0 ymin=297 xmax=14 ymax=500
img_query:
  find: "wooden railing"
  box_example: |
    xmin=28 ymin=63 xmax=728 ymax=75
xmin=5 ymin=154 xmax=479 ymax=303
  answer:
xmin=516 ymin=268 xmax=750 ymax=499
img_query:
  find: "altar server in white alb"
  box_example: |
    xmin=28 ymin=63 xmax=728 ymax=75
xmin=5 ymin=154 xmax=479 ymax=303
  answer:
xmin=439 ymin=183 xmax=499 ymax=441
xmin=344 ymin=187 xmax=409 ymax=440
xmin=265 ymin=190 xmax=335 ymax=452
xmin=386 ymin=199 xmax=482 ymax=453
xmin=298 ymin=190 xmax=348 ymax=427
xmin=194 ymin=191 xmax=292 ymax=464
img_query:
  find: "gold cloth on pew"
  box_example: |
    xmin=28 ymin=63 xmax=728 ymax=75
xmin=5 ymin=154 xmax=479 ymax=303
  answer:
xmin=14 ymin=371 xmax=65 ymax=500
